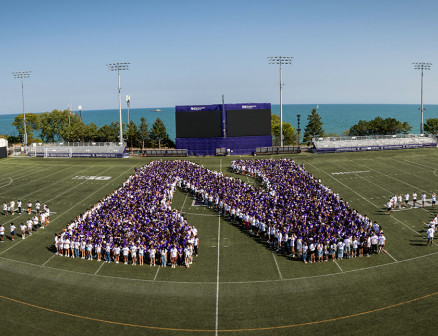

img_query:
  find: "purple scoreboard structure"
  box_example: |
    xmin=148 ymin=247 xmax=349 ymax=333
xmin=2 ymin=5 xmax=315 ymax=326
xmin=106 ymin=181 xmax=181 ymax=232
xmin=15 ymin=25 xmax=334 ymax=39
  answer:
xmin=175 ymin=103 xmax=272 ymax=156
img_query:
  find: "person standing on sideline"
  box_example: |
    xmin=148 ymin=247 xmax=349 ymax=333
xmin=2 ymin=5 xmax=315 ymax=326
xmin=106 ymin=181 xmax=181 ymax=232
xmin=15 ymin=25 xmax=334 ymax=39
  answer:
xmin=426 ymin=226 xmax=434 ymax=246
xmin=0 ymin=224 xmax=4 ymax=242
xmin=170 ymin=245 xmax=178 ymax=268
xmin=148 ymin=245 xmax=156 ymax=266
xmin=432 ymin=193 xmax=436 ymax=208
xmin=26 ymin=218 xmax=33 ymax=236
xmin=386 ymin=199 xmax=392 ymax=215
xmin=3 ymin=202 xmax=8 ymax=216
xmin=10 ymin=200 xmax=15 ymax=215
xmin=160 ymin=246 xmax=167 ymax=267
xmin=35 ymin=201 xmax=41 ymax=215
xmin=404 ymin=193 xmax=409 ymax=207
xmin=378 ymin=233 xmax=386 ymax=253
xmin=10 ymin=223 xmax=16 ymax=241
xmin=17 ymin=200 xmax=22 ymax=214
xmin=193 ymin=236 xmax=199 ymax=256
xmin=421 ymin=192 xmax=427 ymax=208
xmin=27 ymin=201 xmax=32 ymax=214
xmin=412 ymin=192 xmax=417 ymax=208
xmin=20 ymin=222 xmax=26 ymax=239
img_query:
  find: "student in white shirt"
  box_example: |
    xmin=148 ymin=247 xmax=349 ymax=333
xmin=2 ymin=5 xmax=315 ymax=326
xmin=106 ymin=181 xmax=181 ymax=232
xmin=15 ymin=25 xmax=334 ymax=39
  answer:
xmin=427 ymin=227 xmax=434 ymax=246
xmin=0 ymin=224 xmax=4 ymax=242
xmin=149 ymin=246 xmax=156 ymax=266
xmin=20 ymin=223 xmax=26 ymax=239
xmin=170 ymin=246 xmax=178 ymax=268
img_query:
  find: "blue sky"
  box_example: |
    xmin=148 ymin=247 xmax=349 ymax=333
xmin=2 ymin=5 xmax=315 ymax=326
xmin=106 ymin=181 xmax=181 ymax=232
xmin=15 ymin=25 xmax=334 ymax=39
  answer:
xmin=1 ymin=0 xmax=437 ymax=114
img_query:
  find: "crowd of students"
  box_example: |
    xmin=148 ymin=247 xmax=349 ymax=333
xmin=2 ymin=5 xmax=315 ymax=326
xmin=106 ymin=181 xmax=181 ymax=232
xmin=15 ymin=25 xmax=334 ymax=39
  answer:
xmin=55 ymin=159 xmax=389 ymax=265
xmin=230 ymin=159 xmax=387 ymax=262
xmin=55 ymin=161 xmax=199 ymax=268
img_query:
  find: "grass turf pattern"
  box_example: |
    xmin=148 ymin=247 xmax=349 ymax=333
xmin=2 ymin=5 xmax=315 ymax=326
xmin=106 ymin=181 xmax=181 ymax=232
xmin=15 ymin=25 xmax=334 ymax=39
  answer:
xmin=0 ymin=149 xmax=437 ymax=335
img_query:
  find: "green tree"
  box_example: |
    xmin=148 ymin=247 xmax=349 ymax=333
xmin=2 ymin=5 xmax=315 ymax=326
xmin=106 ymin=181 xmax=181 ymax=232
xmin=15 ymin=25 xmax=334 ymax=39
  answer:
xmin=84 ymin=123 xmax=98 ymax=142
xmin=138 ymin=117 xmax=150 ymax=150
xmin=347 ymin=117 xmax=412 ymax=136
xmin=125 ymin=120 xmax=139 ymax=150
xmin=59 ymin=113 xmax=86 ymax=142
xmin=424 ymin=119 xmax=438 ymax=136
xmin=97 ymin=122 xmax=120 ymax=142
xmin=37 ymin=109 xmax=71 ymax=142
xmin=303 ymin=109 xmax=324 ymax=145
xmin=271 ymin=113 xmax=297 ymax=146
xmin=149 ymin=118 xmax=172 ymax=148
xmin=12 ymin=113 xmax=39 ymax=144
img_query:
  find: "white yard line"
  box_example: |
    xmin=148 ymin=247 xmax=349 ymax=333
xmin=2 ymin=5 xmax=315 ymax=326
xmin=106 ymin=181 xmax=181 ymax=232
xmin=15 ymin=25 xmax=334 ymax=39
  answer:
xmin=41 ymin=254 xmax=56 ymax=267
xmin=180 ymin=193 xmax=189 ymax=212
xmin=94 ymin=261 xmax=105 ymax=275
xmin=346 ymin=159 xmax=437 ymax=218
xmin=0 ymin=239 xmax=23 ymax=256
xmin=215 ymin=216 xmax=221 ymax=336
xmin=386 ymin=251 xmax=398 ymax=262
xmin=271 ymin=249 xmax=283 ymax=279
xmin=153 ymin=266 xmax=160 ymax=281
xmin=334 ymin=260 xmax=343 ymax=272
xmin=45 ymin=166 xmax=112 ymax=204
xmin=1 ymin=164 xmax=60 ymax=188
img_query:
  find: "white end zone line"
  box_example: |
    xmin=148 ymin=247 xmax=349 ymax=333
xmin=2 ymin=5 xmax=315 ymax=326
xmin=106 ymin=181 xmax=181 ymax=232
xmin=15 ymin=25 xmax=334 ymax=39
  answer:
xmin=1 ymin=249 xmax=438 ymax=286
xmin=215 ymin=215 xmax=220 ymax=336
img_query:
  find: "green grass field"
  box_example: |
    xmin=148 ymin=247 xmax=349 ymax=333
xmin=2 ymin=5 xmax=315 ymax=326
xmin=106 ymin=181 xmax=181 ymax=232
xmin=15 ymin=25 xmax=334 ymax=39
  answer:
xmin=0 ymin=149 xmax=437 ymax=335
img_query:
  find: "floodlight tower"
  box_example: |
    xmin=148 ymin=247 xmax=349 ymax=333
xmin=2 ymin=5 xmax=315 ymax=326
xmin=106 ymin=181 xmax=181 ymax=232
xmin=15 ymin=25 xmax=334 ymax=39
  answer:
xmin=268 ymin=56 xmax=293 ymax=147
xmin=413 ymin=62 xmax=432 ymax=134
xmin=126 ymin=94 xmax=131 ymax=124
xmin=107 ymin=62 xmax=130 ymax=145
xmin=12 ymin=71 xmax=31 ymax=146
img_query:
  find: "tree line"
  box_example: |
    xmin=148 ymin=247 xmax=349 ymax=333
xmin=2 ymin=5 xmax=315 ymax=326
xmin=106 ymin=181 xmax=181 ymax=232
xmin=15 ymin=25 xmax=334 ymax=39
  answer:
xmin=11 ymin=109 xmax=174 ymax=148
xmin=6 ymin=108 xmax=438 ymax=148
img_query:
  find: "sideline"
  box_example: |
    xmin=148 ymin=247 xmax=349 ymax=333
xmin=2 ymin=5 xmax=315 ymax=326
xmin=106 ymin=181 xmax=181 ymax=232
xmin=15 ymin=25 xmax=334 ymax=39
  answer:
xmin=0 ymin=290 xmax=436 ymax=332
xmin=1 ymin=249 xmax=437 ymax=285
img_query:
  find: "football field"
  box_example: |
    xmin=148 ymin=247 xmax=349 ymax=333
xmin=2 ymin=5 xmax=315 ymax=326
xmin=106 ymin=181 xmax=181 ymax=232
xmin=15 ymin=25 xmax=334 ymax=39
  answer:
xmin=0 ymin=149 xmax=437 ymax=335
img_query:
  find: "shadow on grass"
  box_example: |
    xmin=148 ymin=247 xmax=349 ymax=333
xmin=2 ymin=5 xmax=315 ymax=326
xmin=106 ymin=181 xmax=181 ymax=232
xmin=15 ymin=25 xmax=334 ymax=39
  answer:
xmin=46 ymin=244 xmax=57 ymax=253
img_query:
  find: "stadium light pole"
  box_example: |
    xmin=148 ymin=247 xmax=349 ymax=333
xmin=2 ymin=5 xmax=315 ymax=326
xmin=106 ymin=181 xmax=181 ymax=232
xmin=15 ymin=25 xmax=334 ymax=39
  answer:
xmin=13 ymin=71 xmax=31 ymax=146
xmin=126 ymin=94 xmax=131 ymax=124
xmin=297 ymin=114 xmax=301 ymax=147
xmin=268 ymin=56 xmax=293 ymax=147
xmin=107 ymin=62 xmax=130 ymax=145
xmin=413 ymin=62 xmax=431 ymax=134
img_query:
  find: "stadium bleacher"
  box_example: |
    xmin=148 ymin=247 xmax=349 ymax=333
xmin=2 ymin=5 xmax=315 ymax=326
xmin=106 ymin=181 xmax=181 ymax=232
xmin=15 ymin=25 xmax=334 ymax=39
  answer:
xmin=313 ymin=134 xmax=437 ymax=153
xmin=28 ymin=142 xmax=126 ymax=158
